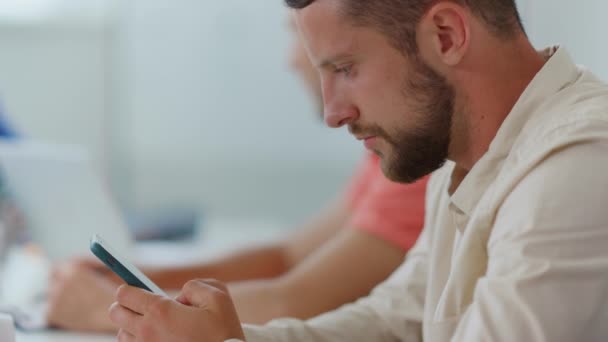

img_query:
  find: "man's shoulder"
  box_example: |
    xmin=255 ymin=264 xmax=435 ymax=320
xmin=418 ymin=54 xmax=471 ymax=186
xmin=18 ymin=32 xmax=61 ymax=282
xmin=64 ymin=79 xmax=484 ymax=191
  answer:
xmin=514 ymin=73 xmax=608 ymax=162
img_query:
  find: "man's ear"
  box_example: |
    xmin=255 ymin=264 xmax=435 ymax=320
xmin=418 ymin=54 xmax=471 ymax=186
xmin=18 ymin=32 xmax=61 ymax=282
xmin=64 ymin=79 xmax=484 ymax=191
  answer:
xmin=417 ymin=3 xmax=470 ymax=67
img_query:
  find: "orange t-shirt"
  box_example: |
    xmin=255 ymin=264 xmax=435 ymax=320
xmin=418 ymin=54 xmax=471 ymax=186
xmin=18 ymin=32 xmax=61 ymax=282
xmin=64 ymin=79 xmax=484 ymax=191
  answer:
xmin=344 ymin=153 xmax=428 ymax=251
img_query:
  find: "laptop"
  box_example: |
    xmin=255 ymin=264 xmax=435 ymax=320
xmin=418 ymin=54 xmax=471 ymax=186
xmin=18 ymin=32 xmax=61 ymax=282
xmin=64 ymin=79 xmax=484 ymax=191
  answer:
xmin=0 ymin=141 xmax=134 ymax=329
xmin=0 ymin=141 xmax=133 ymax=260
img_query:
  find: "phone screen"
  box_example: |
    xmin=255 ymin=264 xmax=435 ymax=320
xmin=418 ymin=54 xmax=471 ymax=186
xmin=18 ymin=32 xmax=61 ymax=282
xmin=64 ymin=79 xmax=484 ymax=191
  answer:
xmin=90 ymin=234 xmax=167 ymax=296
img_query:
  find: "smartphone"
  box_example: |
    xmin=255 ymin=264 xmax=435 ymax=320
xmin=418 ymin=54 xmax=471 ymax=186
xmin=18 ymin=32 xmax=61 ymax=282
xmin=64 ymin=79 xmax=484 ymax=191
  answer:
xmin=90 ymin=234 xmax=167 ymax=296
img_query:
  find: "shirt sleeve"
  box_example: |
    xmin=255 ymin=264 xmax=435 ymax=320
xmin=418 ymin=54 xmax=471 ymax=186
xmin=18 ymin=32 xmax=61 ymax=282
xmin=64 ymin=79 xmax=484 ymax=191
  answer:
xmin=451 ymin=141 xmax=608 ymax=341
xmin=242 ymin=205 xmax=436 ymax=342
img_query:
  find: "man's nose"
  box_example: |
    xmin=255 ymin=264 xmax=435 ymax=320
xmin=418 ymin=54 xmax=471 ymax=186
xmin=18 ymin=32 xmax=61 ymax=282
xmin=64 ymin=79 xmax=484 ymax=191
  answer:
xmin=323 ymin=99 xmax=359 ymax=128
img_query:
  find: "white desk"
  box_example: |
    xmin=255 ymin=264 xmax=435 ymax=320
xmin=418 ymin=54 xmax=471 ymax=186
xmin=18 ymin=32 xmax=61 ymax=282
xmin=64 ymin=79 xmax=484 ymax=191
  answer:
xmin=8 ymin=219 xmax=284 ymax=342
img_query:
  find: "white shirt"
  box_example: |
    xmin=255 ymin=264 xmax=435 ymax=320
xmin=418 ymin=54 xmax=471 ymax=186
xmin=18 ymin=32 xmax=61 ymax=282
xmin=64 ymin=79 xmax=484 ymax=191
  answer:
xmin=235 ymin=46 xmax=608 ymax=342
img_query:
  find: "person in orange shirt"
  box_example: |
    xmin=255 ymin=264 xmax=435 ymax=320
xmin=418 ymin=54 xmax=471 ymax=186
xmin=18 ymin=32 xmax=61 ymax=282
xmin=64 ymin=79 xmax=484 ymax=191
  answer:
xmin=45 ymin=14 xmax=428 ymax=333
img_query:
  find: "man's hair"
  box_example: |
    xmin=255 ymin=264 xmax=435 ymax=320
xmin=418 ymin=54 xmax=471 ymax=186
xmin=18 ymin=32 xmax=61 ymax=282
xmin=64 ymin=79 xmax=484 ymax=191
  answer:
xmin=284 ymin=0 xmax=523 ymax=54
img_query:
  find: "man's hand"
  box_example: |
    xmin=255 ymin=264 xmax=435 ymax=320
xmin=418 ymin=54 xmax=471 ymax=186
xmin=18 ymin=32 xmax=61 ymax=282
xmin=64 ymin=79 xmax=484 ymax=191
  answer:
xmin=47 ymin=261 xmax=119 ymax=332
xmin=109 ymin=279 xmax=245 ymax=342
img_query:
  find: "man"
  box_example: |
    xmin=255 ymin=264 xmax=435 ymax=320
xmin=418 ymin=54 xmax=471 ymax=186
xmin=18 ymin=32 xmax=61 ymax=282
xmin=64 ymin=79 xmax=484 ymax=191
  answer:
xmin=45 ymin=12 xmax=428 ymax=332
xmin=107 ymin=0 xmax=608 ymax=341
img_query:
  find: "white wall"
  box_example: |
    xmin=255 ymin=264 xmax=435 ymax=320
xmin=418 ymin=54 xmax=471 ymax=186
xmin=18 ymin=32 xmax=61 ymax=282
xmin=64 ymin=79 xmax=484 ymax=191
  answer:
xmin=0 ymin=21 xmax=108 ymax=167
xmin=109 ymin=1 xmax=361 ymax=223
xmin=518 ymin=0 xmax=608 ymax=81
xmin=0 ymin=1 xmax=361 ymax=225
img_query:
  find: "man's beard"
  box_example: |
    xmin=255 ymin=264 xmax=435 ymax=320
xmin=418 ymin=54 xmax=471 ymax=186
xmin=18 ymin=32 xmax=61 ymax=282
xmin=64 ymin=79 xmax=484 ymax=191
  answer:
xmin=352 ymin=56 xmax=455 ymax=184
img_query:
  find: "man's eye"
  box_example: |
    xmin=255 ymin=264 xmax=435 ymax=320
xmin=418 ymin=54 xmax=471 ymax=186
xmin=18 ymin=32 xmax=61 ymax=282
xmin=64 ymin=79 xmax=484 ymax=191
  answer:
xmin=334 ymin=65 xmax=352 ymax=76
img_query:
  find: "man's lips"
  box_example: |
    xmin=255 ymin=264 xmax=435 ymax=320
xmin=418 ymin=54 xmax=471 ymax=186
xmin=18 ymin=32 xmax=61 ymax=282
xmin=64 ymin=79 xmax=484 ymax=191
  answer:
xmin=352 ymin=130 xmax=378 ymax=150
xmin=359 ymin=136 xmax=377 ymax=150
xmin=354 ymin=134 xmax=374 ymax=141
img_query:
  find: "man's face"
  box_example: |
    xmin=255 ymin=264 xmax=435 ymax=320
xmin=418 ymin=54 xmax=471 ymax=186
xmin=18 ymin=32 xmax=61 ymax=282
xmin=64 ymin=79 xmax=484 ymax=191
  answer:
xmin=296 ymin=1 xmax=456 ymax=183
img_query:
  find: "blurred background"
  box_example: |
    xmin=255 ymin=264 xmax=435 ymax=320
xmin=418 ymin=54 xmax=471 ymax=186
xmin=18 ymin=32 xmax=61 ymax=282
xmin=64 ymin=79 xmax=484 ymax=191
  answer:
xmin=0 ymin=0 xmax=362 ymax=232
xmin=0 ymin=0 xmax=606 ymax=231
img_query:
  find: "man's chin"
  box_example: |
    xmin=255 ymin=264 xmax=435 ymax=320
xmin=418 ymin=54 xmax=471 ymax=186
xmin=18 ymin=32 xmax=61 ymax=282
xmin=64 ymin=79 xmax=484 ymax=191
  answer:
xmin=379 ymin=156 xmax=425 ymax=184
xmin=383 ymin=168 xmax=419 ymax=184
xmin=370 ymin=148 xmax=383 ymax=158
xmin=378 ymin=156 xmax=401 ymax=182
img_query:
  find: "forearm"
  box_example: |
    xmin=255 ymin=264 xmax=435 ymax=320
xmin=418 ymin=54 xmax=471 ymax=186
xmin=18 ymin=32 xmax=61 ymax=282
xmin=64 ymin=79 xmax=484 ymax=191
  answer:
xmin=280 ymin=229 xmax=407 ymax=320
xmin=146 ymin=243 xmax=290 ymax=290
xmin=230 ymin=271 xmax=383 ymax=326
xmin=146 ymin=200 xmax=350 ymax=290
xmin=228 ymin=279 xmax=288 ymax=324
xmin=230 ymin=229 xmax=408 ymax=325
xmin=242 ymin=292 xmax=422 ymax=342
xmin=240 ymin=248 xmax=428 ymax=342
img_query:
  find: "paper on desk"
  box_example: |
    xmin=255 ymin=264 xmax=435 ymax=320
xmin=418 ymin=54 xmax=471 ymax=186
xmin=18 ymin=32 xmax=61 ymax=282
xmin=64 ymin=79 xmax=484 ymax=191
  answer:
xmin=0 ymin=247 xmax=50 ymax=330
xmin=0 ymin=301 xmax=48 ymax=331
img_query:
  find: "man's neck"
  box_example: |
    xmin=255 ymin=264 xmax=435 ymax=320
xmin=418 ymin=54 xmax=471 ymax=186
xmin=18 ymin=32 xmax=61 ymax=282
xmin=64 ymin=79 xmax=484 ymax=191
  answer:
xmin=450 ymin=36 xmax=547 ymax=172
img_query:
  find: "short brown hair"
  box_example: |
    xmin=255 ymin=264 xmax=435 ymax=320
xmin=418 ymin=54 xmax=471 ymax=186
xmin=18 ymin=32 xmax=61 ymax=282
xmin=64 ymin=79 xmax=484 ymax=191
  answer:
xmin=285 ymin=0 xmax=523 ymax=54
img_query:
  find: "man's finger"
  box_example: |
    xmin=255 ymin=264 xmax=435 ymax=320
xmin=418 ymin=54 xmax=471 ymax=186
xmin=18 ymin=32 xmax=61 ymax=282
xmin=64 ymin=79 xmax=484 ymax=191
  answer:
xmin=200 ymin=279 xmax=229 ymax=292
xmin=176 ymin=279 xmax=227 ymax=306
xmin=117 ymin=328 xmax=137 ymax=342
xmin=109 ymin=302 xmax=142 ymax=336
xmin=115 ymin=285 xmax=161 ymax=315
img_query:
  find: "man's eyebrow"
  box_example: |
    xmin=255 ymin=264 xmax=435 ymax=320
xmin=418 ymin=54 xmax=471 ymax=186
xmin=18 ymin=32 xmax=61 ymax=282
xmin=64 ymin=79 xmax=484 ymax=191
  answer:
xmin=318 ymin=54 xmax=352 ymax=69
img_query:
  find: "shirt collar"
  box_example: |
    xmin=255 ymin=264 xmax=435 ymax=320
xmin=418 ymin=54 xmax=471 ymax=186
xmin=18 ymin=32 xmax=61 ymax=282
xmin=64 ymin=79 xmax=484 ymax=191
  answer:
xmin=449 ymin=46 xmax=580 ymax=222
